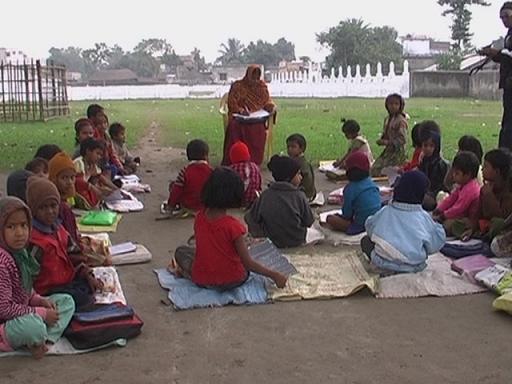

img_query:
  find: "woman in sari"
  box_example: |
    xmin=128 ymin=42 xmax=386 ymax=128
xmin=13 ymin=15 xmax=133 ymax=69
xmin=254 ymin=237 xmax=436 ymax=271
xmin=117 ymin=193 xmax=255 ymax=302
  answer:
xmin=222 ymin=65 xmax=275 ymax=166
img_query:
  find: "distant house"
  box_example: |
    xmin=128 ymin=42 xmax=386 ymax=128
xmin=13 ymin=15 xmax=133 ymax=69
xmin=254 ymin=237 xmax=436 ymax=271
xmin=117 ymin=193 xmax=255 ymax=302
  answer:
xmin=88 ymin=69 xmax=139 ymax=86
xmin=171 ymin=54 xmax=212 ymax=85
xmin=211 ymin=65 xmax=247 ymax=84
xmin=401 ymin=35 xmax=451 ymax=71
xmin=66 ymin=71 xmax=82 ymax=83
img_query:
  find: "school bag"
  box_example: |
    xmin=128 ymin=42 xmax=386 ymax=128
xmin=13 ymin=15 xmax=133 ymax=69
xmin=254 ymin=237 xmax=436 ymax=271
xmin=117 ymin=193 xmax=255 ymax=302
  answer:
xmin=65 ymin=303 xmax=143 ymax=349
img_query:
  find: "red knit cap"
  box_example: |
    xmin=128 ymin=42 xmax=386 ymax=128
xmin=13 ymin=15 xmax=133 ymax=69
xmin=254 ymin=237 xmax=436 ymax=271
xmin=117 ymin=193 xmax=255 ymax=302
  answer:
xmin=229 ymin=141 xmax=250 ymax=163
xmin=345 ymin=151 xmax=370 ymax=172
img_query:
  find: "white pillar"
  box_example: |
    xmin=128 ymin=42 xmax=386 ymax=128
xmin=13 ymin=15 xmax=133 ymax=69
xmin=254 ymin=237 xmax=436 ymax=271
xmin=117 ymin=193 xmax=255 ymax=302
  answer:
xmin=376 ymin=62 xmax=383 ymax=78
xmin=346 ymin=65 xmax=352 ymax=79
xmin=355 ymin=64 xmax=361 ymax=79
xmin=365 ymin=63 xmax=372 ymax=78
xmin=389 ymin=62 xmax=395 ymax=77
xmin=403 ymin=60 xmax=409 ymax=75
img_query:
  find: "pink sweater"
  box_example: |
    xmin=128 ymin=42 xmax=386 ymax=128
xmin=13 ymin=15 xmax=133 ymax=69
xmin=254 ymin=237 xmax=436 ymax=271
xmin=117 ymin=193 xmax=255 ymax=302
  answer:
xmin=437 ymin=179 xmax=481 ymax=220
xmin=0 ymin=247 xmax=47 ymax=351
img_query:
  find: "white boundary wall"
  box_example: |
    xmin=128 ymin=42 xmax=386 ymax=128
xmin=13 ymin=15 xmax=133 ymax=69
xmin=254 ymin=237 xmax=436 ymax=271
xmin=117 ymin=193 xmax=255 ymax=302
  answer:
xmin=67 ymin=61 xmax=409 ymax=101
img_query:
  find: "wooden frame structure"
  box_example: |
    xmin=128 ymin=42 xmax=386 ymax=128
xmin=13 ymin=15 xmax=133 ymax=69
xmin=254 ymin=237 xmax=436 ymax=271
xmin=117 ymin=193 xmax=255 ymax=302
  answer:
xmin=0 ymin=60 xmax=69 ymax=122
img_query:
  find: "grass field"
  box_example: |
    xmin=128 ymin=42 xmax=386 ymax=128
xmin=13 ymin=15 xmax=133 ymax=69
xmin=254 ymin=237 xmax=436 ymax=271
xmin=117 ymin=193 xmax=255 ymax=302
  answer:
xmin=0 ymin=98 xmax=503 ymax=170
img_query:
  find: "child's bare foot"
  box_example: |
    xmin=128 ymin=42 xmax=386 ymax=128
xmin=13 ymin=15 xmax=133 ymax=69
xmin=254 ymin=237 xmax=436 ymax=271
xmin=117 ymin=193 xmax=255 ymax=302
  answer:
xmin=29 ymin=344 xmax=48 ymax=359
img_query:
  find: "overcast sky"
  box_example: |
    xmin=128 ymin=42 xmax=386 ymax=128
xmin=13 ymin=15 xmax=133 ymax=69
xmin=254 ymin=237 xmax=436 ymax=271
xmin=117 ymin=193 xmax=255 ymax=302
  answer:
xmin=1 ymin=0 xmax=508 ymax=62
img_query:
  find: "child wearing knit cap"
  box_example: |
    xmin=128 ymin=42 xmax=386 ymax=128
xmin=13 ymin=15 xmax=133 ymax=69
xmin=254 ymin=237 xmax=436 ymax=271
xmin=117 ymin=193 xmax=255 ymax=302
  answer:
xmin=26 ymin=177 xmax=103 ymax=309
xmin=361 ymin=171 xmax=446 ymax=274
xmin=229 ymin=141 xmax=262 ymax=207
xmin=245 ymin=155 xmax=314 ymax=248
xmin=0 ymin=197 xmax=75 ymax=358
xmin=325 ymin=151 xmax=381 ymax=235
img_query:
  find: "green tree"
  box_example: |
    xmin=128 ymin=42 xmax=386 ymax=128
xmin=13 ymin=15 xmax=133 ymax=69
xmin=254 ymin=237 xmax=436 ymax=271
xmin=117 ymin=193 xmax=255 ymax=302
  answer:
xmin=436 ymin=50 xmax=463 ymax=70
xmin=118 ymin=51 xmax=160 ymax=78
xmin=243 ymin=40 xmax=280 ymax=67
xmin=47 ymin=47 xmax=85 ymax=73
xmin=191 ymin=48 xmax=207 ymax=70
xmin=134 ymin=38 xmax=173 ymax=57
xmin=438 ymin=0 xmax=490 ymax=52
xmin=317 ymin=19 xmax=402 ymax=74
xmin=217 ymin=38 xmax=245 ymax=65
xmin=273 ymin=37 xmax=295 ymax=62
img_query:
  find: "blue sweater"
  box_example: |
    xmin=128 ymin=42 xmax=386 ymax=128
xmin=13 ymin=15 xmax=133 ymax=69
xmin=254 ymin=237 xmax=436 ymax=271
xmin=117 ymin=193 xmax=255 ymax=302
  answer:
xmin=342 ymin=177 xmax=381 ymax=225
xmin=365 ymin=201 xmax=446 ymax=273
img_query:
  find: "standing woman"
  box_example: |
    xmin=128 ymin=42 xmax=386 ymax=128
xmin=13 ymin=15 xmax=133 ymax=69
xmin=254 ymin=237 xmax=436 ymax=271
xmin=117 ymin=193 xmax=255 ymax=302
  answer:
xmin=480 ymin=2 xmax=512 ymax=150
xmin=222 ymin=65 xmax=275 ymax=166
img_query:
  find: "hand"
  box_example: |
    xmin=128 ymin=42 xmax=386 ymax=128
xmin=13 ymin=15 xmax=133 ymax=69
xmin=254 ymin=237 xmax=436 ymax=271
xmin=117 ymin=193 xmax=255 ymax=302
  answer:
xmin=460 ymin=229 xmax=473 ymax=242
xmin=478 ymin=47 xmax=499 ymax=58
xmin=45 ymin=309 xmax=59 ymax=326
xmin=376 ymin=139 xmax=388 ymax=146
xmin=332 ymin=160 xmax=341 ymax=168
xmin=263 ymin=103 xmax=274 ymax=113
xmin=272 ymin=272 xmax=288 ymax=289
xmin=40 ymin=298 xmax=56 ymax=310
xmin=239 ymin=106 xmax=250 ymax=116
xmin=88 ymin=275 xmax=104 ymax=292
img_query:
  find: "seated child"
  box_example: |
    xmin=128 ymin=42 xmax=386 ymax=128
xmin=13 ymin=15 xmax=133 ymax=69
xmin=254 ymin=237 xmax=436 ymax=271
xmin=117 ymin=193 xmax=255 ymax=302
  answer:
xmin=26 ymin=177 xmax=102 ymax=309
xmin=86 ymin=103 xmax=105 ymax=121
xmin=245 ymin=155 xmax=315 ymax=248
xmin=49 ymin=152 xmax=80 ymax=245
xmin=229 ymin=141 xmax=262 ymax=207
xmin=361 ymin=171 xmax=446 ymax=274
xmin=333 ymin=119 xmax=374 ymax=169
xmin=444 ymin=135 xmax=484 ymax=191
xmin=25 ymin=158 xmax=49 ymax=178
xmin=418 ymin=128 xmax=450 ymax=211
xmin=0 ymin=197 xmax=75 ymax=358
xmin=286 ymin=133 xmax=316 ymax=201
xmin=109 ymin=122 xmax=140 ymax=175
xmin=326 ymin=152 xmax=381 ymax=235
xmin=477 ymin=149 xmax=512 ymax=238
xmin=433 ymin=151 xmax=481 ymax=236
xmin=173 ymin=167 xmax=287 ymax=290
xmin=371 ymin=93 xmax=408 ymax=177
xmin=92 ymin=113 xmax=125 ymax=177
xmin=401 ymin=123 xmax=422 ymax=172
xmin=73 ymin=118 xmax=94 ymax=159
xmin=6 ymin=170 xmax=32 ymax=202
xmin=73 ymin=138 xmax=117 ymax=209
xmin=34 ymin=144 xmax=61 ymax=162
xmin=166 ymin=139 xmax=213 ymax=213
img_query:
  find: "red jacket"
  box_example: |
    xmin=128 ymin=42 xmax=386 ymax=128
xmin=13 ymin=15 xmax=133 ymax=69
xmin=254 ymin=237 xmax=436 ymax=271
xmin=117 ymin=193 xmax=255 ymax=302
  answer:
xmin=168 ymin=161 xmax=212 ymax=211
xmin=30 ymin=225 xmax=76 ymax=295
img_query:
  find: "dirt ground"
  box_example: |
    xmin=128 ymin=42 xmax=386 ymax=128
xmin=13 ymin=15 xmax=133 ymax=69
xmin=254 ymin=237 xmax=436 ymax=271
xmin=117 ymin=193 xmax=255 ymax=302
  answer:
xmin=1 ymin=123 xmax=512 ymax=384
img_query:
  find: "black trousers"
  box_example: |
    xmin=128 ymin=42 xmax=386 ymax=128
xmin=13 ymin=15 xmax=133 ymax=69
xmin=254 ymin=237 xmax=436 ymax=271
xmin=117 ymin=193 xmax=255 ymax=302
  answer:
xmin=500 ymin=88 xmax=512 ymax=150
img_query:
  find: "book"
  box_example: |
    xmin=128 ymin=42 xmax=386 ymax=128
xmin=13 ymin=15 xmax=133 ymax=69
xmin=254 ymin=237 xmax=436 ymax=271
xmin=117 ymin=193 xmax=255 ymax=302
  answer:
xmin=109 ymin=242 xmax=137 ymax=256
xmin=233 ymin=109 xmax=270 ymax=123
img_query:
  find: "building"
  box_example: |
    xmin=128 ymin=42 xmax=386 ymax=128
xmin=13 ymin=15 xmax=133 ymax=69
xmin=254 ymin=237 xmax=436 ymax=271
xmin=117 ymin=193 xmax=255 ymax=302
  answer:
xmin=88 ymin=69 xmax=139 ymax=86
xmin=401 ymin=35 xmax=451 ymax=71
xmin=211 ymin=65 xmax=247 ymax=84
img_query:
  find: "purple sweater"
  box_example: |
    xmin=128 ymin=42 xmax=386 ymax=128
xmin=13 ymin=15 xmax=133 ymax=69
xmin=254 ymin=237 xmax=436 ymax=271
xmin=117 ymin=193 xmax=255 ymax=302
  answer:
xmin=0 ymin=247 xmax=47 ymax=351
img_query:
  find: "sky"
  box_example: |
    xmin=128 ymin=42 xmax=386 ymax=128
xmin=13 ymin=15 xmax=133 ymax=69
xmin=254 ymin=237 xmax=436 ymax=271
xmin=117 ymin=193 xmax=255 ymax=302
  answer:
xmin=0 ymin=0 xmax=509 ymax=62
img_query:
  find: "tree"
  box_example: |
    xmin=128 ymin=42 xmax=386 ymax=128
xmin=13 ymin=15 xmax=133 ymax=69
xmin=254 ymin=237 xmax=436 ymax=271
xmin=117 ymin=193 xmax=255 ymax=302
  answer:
xmin=191 ymin=48 xmax=207 ymax=71
xmin=118 ymin=51 xmax=160 ymax=78
xmin=274 ymin=38 xmax=295 ymax=62
xmin=436 ymin=50 xmax=463 ymax=70
xmin=438 ymin=0 xmax=490 ymax=53
xmin=134 ymin=38 xmax=173 ymax=57
xmin=82 ymin=43 xmax=113 ymax=76
xmin=243 ymin=40 xmax=280 ymax=67
xmin=317 ymin=19 xmax=402 ymax=74
xmin=48 ymin=47 xmax=85 ymax=73
xmin=217 ymin=38 xmax=245 ymax=65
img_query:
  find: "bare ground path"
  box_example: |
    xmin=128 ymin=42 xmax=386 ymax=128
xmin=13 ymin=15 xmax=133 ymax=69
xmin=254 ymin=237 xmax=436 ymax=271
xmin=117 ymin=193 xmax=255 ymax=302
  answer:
xmin=1 ymin=123 xmax=512 ymax=384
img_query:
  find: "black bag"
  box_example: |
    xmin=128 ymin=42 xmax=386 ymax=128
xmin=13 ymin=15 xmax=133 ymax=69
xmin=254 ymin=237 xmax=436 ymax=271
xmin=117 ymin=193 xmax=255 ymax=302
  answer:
xmin=65 ymin=304 xmax=143 ymax=349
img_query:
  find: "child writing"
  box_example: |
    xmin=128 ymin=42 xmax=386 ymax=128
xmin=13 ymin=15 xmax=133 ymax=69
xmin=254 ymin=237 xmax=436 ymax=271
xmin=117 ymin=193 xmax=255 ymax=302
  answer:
xmin=26 ymin=177 xmax=102 ymax=309
xmin=333 ymin=119 xmax=374 ymax=169
xmin=166 ymin=139 xmax=213 ymax=213
xmin=325 ymin=151 xmax=381 ymax=235
xmin=0 ymin=197 xmax=75 ymax=358
xmin=73 ymin=118 xmax=95 ymax=159
xmin=371 ymin=93 xmax=408 ymax=177
xmin=229 ymin=141 xmax=262 ymax=207
xmin=245 ymin=155 xmax=315 ymax=248
xmin=109 ymin=122 xmax=140 ymax=175
xmin=418 ymin=128 xmax=450 ymax=211
xmin=286 ymin=133 xmax=317 ymax=201
xmin=361 ymin=171 xmax=446 ymax=274
xmin=433 ymin=151 xmax=481 ymax=237
xmin=73 ymin=138 xmax=117 ymax=209
xmin=173 ymin=167 xmax=287 ymax=290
